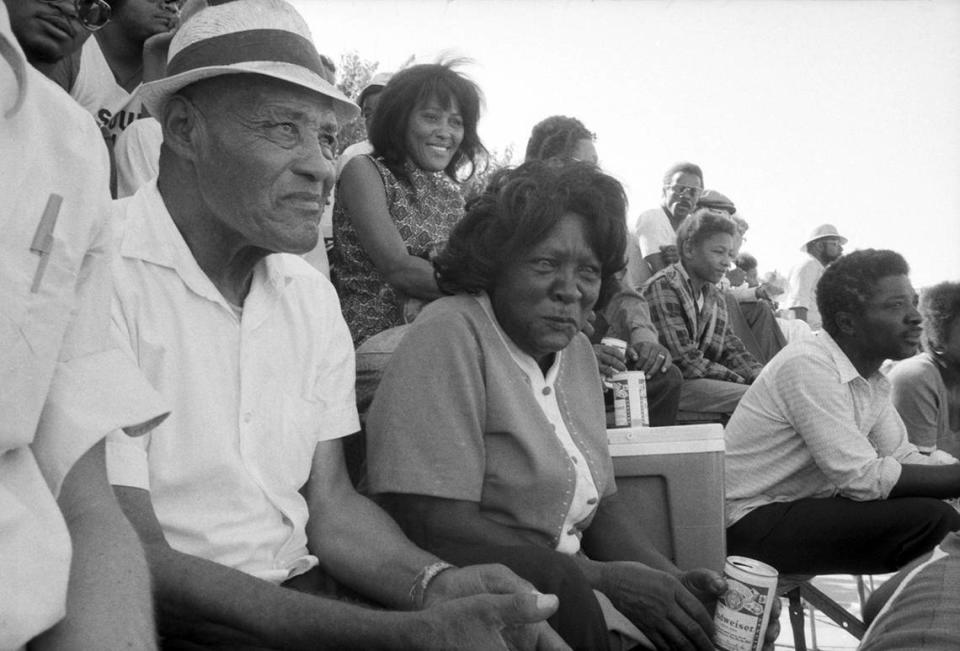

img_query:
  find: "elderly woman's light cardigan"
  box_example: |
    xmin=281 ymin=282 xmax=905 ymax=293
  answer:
xmin=366 ymin=293 xmax=615 ymax=549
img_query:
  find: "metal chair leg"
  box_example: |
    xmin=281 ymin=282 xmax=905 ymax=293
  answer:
xmin=786 ymin=587 xmax=808 ymax=651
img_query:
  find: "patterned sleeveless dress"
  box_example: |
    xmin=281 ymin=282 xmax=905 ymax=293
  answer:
xmin=330 ymin=155 xmax=464 ymax=345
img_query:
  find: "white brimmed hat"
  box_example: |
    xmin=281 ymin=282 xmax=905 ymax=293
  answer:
xmin=137 ymin=0 xmax=359 ymax=123
xmin=802 ymin=223 xmax=847 ymax=251
xmin=357 ymin=71 xmax=392 ymax=107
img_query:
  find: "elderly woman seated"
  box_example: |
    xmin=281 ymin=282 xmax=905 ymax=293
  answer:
xmin=366 ymin=162 xmax=779 ymax=650
xmin=523 ymin=115 xmax=682 ymax=426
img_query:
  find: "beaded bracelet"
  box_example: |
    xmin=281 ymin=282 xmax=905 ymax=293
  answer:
xmin=409 ymin=561 xmax=456 ymax=609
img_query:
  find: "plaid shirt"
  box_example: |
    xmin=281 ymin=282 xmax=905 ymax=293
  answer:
xmin=643 ymin=263 xmax=762 ymax=383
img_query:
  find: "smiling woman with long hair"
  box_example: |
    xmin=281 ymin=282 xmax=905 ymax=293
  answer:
xmin=329 ymin=60 xmax=486 ymax=347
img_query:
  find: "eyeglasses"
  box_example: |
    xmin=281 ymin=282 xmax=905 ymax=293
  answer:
xmin=38 ymin=0 xmax=111 ymax=31
xmin=666 ymin=184 xmax=702 ymax=199
xmin=76 ymin=0 xmax=111 ymax=31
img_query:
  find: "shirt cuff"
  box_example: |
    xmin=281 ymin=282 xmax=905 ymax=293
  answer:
xmin=106 ymin=431 xmax=150 ymax=490
xmin=31 ymin=347 xmax=169 ymax=497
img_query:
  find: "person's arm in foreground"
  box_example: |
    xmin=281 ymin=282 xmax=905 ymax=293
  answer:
xmin=116 ymin=445 xmax=564 ymax=650
xmin=31 ymin=440 xmax=156 ymax=651
xmin=337 ymin=156 xmax=446 ymax=300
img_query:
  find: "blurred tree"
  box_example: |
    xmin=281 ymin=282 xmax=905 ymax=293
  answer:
xmin=335 ymin=51 xmax=379 ymax=155
xmin=462 ymin=144 xmax=516 ymax=201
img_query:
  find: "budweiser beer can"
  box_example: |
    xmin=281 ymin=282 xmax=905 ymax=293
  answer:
xmin=714 ymin=556 xmax=779 ymax=651
xmin=609 ymin=371 xmax=648 ymax=427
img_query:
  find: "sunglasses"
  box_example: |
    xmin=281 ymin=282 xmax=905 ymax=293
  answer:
xmin=40 ymin=0 xmax=112 ymax=31
xmin=76 ymin=0 xmax=111 ymax=31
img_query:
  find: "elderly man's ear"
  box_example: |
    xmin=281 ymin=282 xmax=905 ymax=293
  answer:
xmin=159 ymin=94 xmax=206 ymax=161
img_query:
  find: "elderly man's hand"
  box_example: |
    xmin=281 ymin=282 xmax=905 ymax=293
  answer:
xmin=415 ymin=592 xmax=569 ymax=650
xmin=601 ymin=562 xmax=716 ymax=650
xmin=627 ymin=341 xmax=673 ymax=378
xmin=422 ymin=564 xmax=569 ymax=650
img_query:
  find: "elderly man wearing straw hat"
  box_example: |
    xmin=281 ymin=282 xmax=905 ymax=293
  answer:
xmin=784 ymin=223 xmax=847 ymax=330
xmin=104 ymin=1 xmax=565 ymax=648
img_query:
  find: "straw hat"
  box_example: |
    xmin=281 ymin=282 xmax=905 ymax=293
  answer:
xmin=137 ymin=0 xmax=358 ymax=123
xmin=801 ymin=224 xmax=847 ymax=251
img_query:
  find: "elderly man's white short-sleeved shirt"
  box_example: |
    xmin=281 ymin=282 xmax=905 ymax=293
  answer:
xmin=1 ymin=10 xmax=167 ymax=647
xmin=107 ymin=181 xmax=360 ymax=584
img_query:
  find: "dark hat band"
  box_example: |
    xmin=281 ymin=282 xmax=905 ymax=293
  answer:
xmin=167 ymin=28 xmax=326 ymax=79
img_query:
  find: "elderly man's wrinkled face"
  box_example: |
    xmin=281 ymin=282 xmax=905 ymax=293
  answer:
xmin=5 ymin=0 xmax=89 ymax=64
xmin=491 ymin=212 xmax=601 ymax=364
xmin=662 ymin=171 xmax=702 ymax=221
xmin=189 ymin=77 xmax=338 ymax=254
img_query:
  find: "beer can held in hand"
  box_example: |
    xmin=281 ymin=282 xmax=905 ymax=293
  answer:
xmin=714 ymin=556 xmax=779 ymax=651
xmin=600 ymin=337 xmax=628 ymax=389
xmin=609 ymin=371 xmax=648 ymax=428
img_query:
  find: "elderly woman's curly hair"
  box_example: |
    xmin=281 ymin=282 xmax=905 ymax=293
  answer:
xmin=369 ymin=60 xmax=487 ymax=183
xmin=434 ymin=160 xmax=627 ymax=310
xmin=919 ymin=281 xmax=960 ymax=355
xmin=816 ymin=249 xmax=910 ymax=336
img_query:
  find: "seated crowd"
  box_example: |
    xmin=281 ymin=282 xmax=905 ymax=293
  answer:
xmin=2 ymin=0 xmax=958 ymax=649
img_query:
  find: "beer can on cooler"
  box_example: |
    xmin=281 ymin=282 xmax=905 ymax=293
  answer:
xmin=609 ymin=371 xmax=648 ymax=427
xmin=714 ymin=556 xmax=779 ymax=651
xmin=600 ymin=337 xmax=627 ymax=389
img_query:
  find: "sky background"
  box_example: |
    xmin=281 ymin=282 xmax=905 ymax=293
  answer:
xmin=292 ymin=0 xmax=960 ymax=287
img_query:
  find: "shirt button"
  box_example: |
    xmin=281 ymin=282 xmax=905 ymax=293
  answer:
xmin=587 ymin=497 xmax=598 ymax=505
xmin=542 ymin=386 xmax=551 ymax=396
xmin=243 ymin=412 xmax=253 ymax=424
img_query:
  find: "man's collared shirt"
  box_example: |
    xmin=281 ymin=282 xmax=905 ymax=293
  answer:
xmin=1 ymin=11 xmax=167 ymax=646
xmin=724 ymin=331 xmax=938 ymax=526
xmin=107 ymin=181 xmax=360 ymax=584
xmin=643 ymin=262 xmax=761 ymax=383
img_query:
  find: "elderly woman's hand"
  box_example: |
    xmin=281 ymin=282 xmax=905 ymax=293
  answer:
xmin=678 ymin=569 xmax=781 ymax=650
xmin=600 ymin=561 xmax=716 ymax=650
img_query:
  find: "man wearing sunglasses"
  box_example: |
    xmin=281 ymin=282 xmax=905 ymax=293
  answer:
xmin=1 ymin=0 xmax=106 ymax=81
xmin=624 ymin=161 xmax=704 ymax=291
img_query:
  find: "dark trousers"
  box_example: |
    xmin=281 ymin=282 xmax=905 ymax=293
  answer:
xmin=433 ymin=543 xmax=611 ymax=651
xmin=727 ymin=496 xmax=960 ymax=575
xmin=724 ymin=292 xmax=786 ymax=365
xmin=645 ymin=364 xmax=683 ymax=427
